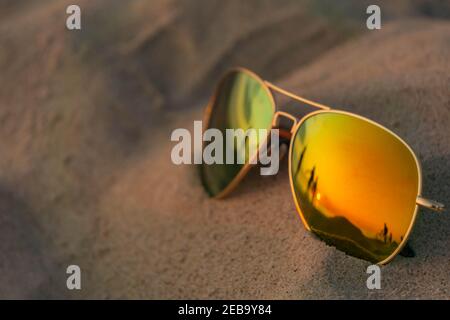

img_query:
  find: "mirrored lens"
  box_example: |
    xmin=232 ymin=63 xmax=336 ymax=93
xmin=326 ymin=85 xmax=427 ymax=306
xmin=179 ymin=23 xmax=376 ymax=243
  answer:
xmin=201 ymin=70 xmax=274 ymax=197
xmin=290 ymin=112 xmax=420 ymax=263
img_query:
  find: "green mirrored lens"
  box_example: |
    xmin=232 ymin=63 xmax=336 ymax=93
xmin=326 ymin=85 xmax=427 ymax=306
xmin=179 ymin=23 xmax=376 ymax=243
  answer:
xmin=201 ymin=70 xmax=274 ymax=197
xmin=290 ymin=112 xmax=420 ymax=263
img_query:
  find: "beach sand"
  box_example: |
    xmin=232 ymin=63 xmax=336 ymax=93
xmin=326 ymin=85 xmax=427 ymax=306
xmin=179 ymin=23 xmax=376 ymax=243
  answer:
xmin=0 ymin=1 xmax=448 ymax=298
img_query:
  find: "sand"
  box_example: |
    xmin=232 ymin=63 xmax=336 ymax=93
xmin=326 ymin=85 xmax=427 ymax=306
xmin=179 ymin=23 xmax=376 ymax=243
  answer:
xmin=0 ymin=1 xmax=448 ymax=299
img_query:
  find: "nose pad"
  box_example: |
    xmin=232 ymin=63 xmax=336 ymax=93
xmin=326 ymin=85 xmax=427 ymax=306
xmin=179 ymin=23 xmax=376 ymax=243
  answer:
xmin=279 ymin=143 xmax=288 ymax=162
xmin=263 ymin=135 xmax=288 ymax=175
xmin=271 ymin=111 xmax=297 ymax=162
xmin=272 ymin=111 xmax=298 ymax=143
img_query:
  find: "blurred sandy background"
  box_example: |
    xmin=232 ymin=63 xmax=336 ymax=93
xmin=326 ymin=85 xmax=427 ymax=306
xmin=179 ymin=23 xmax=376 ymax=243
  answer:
xmin=0 ymin=0 xmax=449 ymax=299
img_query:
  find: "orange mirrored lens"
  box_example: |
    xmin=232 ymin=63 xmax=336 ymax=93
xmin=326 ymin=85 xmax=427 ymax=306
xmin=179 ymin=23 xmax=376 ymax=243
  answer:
xmin=290 ymin=112 xmax=420 ymax=263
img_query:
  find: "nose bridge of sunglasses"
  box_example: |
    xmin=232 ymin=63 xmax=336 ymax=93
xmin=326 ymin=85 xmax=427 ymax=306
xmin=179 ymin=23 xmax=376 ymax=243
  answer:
xmin=272 ymin=111 xmax=297 ymax=140
xmin=265 ymin=81 xmax=332 ymax=111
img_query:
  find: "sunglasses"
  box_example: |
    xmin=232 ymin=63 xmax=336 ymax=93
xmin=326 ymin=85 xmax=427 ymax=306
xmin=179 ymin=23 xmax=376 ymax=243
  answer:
xmin=200 ymin=67 xmax=445 ymax=265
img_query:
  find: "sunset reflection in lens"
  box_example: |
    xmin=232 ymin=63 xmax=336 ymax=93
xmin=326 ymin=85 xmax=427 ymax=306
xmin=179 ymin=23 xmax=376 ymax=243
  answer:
xmin=290 ymin=112 xmax=420 ymax=263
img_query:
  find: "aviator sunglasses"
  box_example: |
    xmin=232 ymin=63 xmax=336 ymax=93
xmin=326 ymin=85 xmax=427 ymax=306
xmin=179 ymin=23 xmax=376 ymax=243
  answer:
xmin=200 ymin=68 xmax=445 ymax=264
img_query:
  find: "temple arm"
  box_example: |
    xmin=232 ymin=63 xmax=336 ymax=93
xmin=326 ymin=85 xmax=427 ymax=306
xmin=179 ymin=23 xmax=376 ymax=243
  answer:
xmin=416 ymin=196 xmax=445 ymax=212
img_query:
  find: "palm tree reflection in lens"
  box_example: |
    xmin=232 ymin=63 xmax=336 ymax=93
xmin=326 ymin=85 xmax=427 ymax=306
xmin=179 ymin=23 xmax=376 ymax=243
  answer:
xmin=291 ymin=112 xmax=419 ymax=263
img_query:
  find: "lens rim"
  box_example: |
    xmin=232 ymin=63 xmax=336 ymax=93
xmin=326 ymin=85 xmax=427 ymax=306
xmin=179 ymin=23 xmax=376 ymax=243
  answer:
xmin=201 ymin=67 xmax=276 ymax=199
xmin=288 ymin=109 xmax=422 ymax=265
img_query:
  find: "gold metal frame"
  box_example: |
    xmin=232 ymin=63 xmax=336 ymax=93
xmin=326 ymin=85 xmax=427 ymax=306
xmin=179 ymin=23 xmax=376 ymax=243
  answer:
xmin=202 ymin=67 xmax=445 ymax=265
